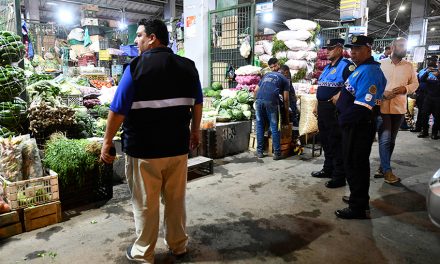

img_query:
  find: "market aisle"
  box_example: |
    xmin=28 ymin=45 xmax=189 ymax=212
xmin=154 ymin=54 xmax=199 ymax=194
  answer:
xmin=1 ymin=131 xmax=440 ymax=264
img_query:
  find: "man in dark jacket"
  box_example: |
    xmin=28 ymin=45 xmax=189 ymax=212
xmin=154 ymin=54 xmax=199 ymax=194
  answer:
xmin=100 ymin=19 xmax=202 ymax=263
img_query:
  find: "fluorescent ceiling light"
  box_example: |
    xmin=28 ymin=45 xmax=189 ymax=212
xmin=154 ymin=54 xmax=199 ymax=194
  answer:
xmin=58 ymin=8 xmax=74 ymax=24
xmin=47 ymin=2 xmax=58 ymax=6
xmin=399 ymin=6 xmax=405 ymax=11
xmin=263 ymin=13 xmax=273 ymax=22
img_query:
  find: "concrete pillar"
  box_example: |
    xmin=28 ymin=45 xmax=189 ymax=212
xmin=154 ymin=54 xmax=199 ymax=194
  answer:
xmin=24 ymin=0 xmax=40 ymax=22
xmin=408 ymin=0 xmax=428 ymax=47
xmin=164 ymin=0 xmax=176 ymax=20
xmin=184 ymin=0 xmax=216 ymax=87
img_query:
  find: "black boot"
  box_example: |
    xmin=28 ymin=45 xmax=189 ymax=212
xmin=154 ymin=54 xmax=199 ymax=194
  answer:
xmin=311 ymin=169 xmax=332 ymax=178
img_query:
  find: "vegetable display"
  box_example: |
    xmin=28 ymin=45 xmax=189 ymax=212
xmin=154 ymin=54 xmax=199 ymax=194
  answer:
xmin=28 ymin=74 xmax=53 ymax=85
xmin=213 ymin=89 xmax=253 ymax=122
xmin=67 ymin=111 xmax=96 ymax=139
xmin=26 ymin=80 xmax=62 ymax=105
xmin=0 ymin=66 xmax=26 ymax=101
xmin=0 ymin=97 xmax=27 ymax=133
xmin=90 ymin=79 xmax=112 ymax=89
xmin=28 ymin=101 xmax=76 ymax=136
xmin=43 ymin=134 xmax=102 ymax=187
xmin=0 ymin=31 xmax=25 ymax=66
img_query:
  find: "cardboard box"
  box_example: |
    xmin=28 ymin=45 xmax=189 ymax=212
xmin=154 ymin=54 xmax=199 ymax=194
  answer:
xmin=81 ymin=18 xmax=99 ymax=27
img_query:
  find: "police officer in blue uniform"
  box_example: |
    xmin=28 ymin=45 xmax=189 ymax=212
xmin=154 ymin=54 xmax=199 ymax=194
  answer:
xmin=412 ymin=56 xmax=438 ymax=133
xmin=418 ymin=57 xmax=440 ymax=139
xmin=335 ymin=35 xmax=386 ymax=219
xmin=311 ymin=38 xmax=356 ymax=189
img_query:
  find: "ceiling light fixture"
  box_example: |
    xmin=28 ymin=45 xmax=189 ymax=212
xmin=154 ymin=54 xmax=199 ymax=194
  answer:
xmin=399 ymin=5 xmax=405 ymax=11
xmin=431 ymin=27 xmax=436 ymax=31
xmin=57 ymin=8 xmax=74 ymax=24
xmin=263 ymin=13 xmax=273 ymax=22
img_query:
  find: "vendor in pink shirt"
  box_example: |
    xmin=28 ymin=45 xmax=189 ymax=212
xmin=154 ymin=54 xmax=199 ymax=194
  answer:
xmin=376 ymin=37 xmax=419 ymax=184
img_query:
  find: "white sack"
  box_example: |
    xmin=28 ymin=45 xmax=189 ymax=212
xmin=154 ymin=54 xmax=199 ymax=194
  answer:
xmin=298 ymin=94 xmax=318 ymax=136
xmin=306 ymin=51 xmax=318 ymax=61
xmin=285 ymin=59 xmax=308 ymax=70
xmin=276 ymin=30 xmax=312 ymax=42
xmin=276 ymin=51 xmax=288 ymax=59
xmin=284 ymin=19 xmax=318 ymax=31
xmin=259 ymin=54 xmax=272 ymax=64
xmin=255 ymin=44 xmax=265 ymax=56
xmin=285 ymin=40 xmax=309 ymax=51
xmin=262 ymin=41 xmax=273 ymax=55
xmin=235 ymin=65 xmax=262 ymax=76
xmin=287 ymin=50 xmax=308 ymax=60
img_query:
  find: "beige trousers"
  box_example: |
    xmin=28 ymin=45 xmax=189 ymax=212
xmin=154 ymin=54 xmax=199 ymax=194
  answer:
xmin=125 ymin=154 xmax=188 ymax=263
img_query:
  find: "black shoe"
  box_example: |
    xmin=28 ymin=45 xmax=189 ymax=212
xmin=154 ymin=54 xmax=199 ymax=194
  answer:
xmin=273 ymin=154 xmax=284 ymax=160
xmin=335 ymin=207 xmax=370 ymax=219
xmin=325 ymin=180 xmax=346 ymax=188
xmin=342 ymin=196 xmax=349 ymax=204
xmin=256 ymin=152 xmax=264 ymax=158
xmin=432 ymin=134 xmax=439 ymax=140
xmin=311 ymin=169 xmax=332 ymax=178
xmin=418 ymin=133 xmax=429 ymax=138
xmin=170 ymin=250 xmax=190 ymax=262
xmin=410 ymin=128 xmax=421 ymax=132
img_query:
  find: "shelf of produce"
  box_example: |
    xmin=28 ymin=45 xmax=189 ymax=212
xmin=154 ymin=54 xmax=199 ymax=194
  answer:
xmin=0 ymin=211 xmax=22 ymax=239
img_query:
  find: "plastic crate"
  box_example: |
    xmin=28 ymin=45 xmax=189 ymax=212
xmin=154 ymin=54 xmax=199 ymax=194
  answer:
xmin=59 ymin=164 xmax=113 ymax=209
xmin=3 ymin=171 xmax=59 ymax=210
xmin=61 ymin=95 xmax=83 ymax=106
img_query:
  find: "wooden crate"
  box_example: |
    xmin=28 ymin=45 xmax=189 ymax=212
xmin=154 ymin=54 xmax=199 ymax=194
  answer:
xmin=23 ymin=201 xmax=62 ymax=232
xmin=267 ymin=138 xmax=291 ymax=157
xmin=0 ymin=211 xmax=22 ymax=239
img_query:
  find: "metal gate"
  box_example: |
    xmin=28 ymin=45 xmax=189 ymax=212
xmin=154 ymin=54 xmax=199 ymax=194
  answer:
xmin=373 ymin=38 xmax=395 ymax=51
xmin=208 ymin=3 xmax=255 ymax=88
xmin=318 ymin=26 xmax=349 ymax=48
xmin=0 ymin=0 xmax=18 ymax=32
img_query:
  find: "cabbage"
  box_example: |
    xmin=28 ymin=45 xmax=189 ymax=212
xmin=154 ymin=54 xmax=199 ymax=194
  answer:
xmin=243 ymin=110 xmax=252 ymax=119
xmin=231 ymin=109 xmax=244 ymax=120
xmin=240 ymin=104 xmax=250 ymax=111
xmin=226 ymin=98 xmax=235 ymax=107
xmin=212 ymin=82 xmax=223 ymax=91
xmin=237 ymin=90 xmax=251 ymax=103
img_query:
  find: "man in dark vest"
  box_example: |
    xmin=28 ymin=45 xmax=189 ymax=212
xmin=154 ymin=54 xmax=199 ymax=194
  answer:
xmin=311 ymin=38 xmax=355 ymax=189
xmin=100 ymin=19 xmax=202 ymax=263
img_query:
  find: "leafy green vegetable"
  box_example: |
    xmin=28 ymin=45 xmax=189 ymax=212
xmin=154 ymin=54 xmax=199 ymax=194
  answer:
xmin=212 ymin=82 xmax=223 ymax=91
xmin=44 ymin=134 xmax=103 ymax=187
xmin=292 ymin=68 xmax=307 ymax=83
xmin=272 ymin=37 xmax=289 ymax=55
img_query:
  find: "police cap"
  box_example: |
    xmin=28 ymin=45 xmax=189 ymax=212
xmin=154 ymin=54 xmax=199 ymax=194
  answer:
xmin=344 ymin=35 xmax=374 ymax=48
xmin=322 ymin=38 xmax=345 ymax=49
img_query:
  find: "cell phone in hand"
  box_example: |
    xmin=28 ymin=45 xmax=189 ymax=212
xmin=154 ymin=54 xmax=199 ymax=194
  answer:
xmin=109 ymin=147 xmax=116 ymax=157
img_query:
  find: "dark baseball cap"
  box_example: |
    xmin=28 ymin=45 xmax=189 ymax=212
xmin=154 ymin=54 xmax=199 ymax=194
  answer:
xmin=322 ymin=38 xmax=345 ymax=49
xmin=427 ymin=55 xmax=438 ymax=61
xmin=344 ymin=35 xmax=374 ymax=48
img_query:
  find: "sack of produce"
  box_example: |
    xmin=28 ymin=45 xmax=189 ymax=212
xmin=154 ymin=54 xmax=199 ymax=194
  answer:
xmin=287 ymin=50 xmax=308 ymax=60
xmin=235 ymin=75 xmax=261 ymax=85
xmin=262 ymin=41 xmax=273 ymax=55
xmin=284 ymin=19 xmax=318 ymax=31
xmin=315 ymin=60 xmax=330 ymax=71
xmin=0 ymin=66 xmax=26 ymax=101
xmin=259 ymin=54 xmax=272 ymax=64
xmin=408 ymin=97 xmax=416 ymax=116
xmin=298 ymin=94 xmax=318 ymax=136
xmin=21 ymin=137 xmax=44 ymax=179
xmin=0 ymin=97 xmax=27 ymax=132
xmin=285 ymin=59 xmax=308 ymax=70
xmin=276 ymin=51 xmax=288 ymax=60
xmin=276 ymin=30 xmax=312 ymax=42
xmin=284 ymin=40 xmax=309 ymax=51
xmin=0 ymin=31 xmax=26 ymax=66
xmin=306 ymin=51 xmax=318 ymax=61
xmin=235 ymin=65 xmax=261 ymax=76
xmin=317 ymin=49 xmax=327 ymax=60
xmin=0 ymin=135 xmax=27 ymax=182
xmin=255 ymin=44 xmax=265 ymax=56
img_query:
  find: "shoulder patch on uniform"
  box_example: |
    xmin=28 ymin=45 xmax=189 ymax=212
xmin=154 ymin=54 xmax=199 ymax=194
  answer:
xmin=349 ymin=65 xmax=356 ymax=71
xmin=369 ymin=85 xmax=377 ymax=94
xmin=331 ymin=69 xmax=337 ymax=74
xmin=353 ymin=71 xmax=359 ymax=77
xmin=365 ymin=94 xmax=373 ymax=102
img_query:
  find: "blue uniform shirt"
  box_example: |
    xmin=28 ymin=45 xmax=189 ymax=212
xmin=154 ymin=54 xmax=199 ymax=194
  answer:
xmin=110 ymin=64 xmax=203 ymax=116
xmin=317 ymin=57 xmax=355 ymax=101
xmin=256 ymin=72 xmax=290 ymax=105
xmin=337 ymin=57 xmax=386 ymax=126
xmin=421 ymin=70 xmax=440 ymax=98
xmin=417 ymin=68 xmax=429 ymax=94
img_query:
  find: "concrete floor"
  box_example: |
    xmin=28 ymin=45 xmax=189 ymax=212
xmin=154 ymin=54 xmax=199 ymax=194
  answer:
xmin=1 ymin=131 xmax=440 ymax=264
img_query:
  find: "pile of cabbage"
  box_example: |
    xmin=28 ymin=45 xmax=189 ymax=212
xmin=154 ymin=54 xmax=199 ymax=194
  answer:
xmin=212 ymin=89 xmax=253 ymax=122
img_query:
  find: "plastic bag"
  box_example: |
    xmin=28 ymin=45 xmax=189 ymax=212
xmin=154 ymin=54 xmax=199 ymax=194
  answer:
xmin=276 ymin=30 xmax=312 ymax=42
xmin=284 ymin=19 xmax=318 ymax=31
xmin=0 ymin=135 xmax=28 ymax=182
xmin=235 ymin=65 xmax=262 ymax=76
xmin=255 ymin=45 xmax=265 ymax=56
xmin=285 ymin=59 xmax=308 ymax=70
xmin=67 ymin=28 xmax=85 ymax=41
xmin=240 ymin=37 xmax=251 ymax=58
xmin=298 ymin=94 xmax=318 ymax=136
xmin=284 ymin=40 xmax=309 ymax=51
xmin=21 ymin=137 xmax=43 ymax=180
